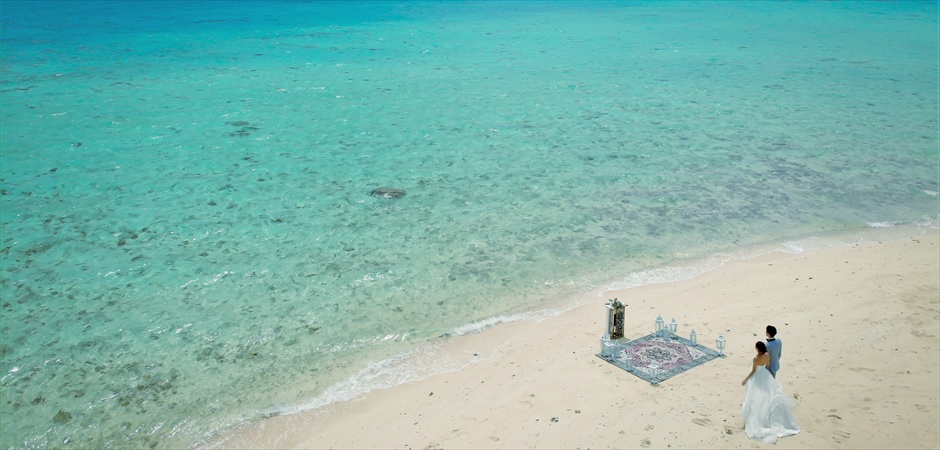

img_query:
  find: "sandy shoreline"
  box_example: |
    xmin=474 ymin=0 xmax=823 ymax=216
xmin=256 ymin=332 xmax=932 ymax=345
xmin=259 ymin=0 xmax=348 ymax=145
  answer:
xmin=211 ymin=229 xmax=940 ymax=449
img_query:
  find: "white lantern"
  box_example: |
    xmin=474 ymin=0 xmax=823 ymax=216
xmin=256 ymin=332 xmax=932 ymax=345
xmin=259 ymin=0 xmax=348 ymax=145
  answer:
xmin=669 ymin=317 xmax=678 ymax=334
xmin=716 ymin=334 xmax=726 ymax=356
xmin=655 ymin=314 xmax=665 ymax=334
xmin=690 ymin=329 xmax=698 ymax=345
xmin=648 ymin=362 xmax=660 ymax=384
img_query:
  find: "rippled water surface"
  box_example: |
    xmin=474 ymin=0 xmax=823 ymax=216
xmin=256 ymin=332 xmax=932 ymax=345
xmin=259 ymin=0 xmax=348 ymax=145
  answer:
xmin=1 ymin=1 xmax=937 ymax=448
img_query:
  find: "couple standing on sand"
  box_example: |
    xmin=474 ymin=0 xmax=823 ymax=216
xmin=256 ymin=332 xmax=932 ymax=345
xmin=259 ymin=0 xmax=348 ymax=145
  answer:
xmin=739 ymin=325 xmax=801 ymax=443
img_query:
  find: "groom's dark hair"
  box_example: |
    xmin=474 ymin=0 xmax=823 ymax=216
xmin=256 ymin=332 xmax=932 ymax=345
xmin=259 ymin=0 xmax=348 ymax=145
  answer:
xmin=766 ymin=325 xmax=777 ymax=337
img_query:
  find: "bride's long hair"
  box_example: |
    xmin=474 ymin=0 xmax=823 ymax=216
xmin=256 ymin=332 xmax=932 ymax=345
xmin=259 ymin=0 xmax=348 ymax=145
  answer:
xmin=755 ymin=341 xmax=767 ymax=354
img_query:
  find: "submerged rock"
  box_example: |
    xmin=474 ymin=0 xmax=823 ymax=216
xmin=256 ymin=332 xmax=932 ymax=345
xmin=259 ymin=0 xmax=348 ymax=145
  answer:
xmin=53 ymin=410 xmax=72 ymax=424
xmin=370 ymin=187 xmax=405 ymax=199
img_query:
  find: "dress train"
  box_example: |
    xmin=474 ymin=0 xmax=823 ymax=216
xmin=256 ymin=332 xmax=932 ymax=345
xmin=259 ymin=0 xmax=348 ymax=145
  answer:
xmin=739 ymin=365 xmax=800 ymax=443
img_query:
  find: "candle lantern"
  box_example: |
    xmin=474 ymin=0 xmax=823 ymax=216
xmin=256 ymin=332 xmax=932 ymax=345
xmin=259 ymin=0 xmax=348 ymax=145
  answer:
xmin=648 ymin=362 xmax=660 ymax=385
xmin=600 ymin=339 xmax=619 ymax=359
xmin=669 ymin=317 xmax=678 ymax=335
xmin=690 ymin=329 xmax=697 ymax=345
xmin=716 ymin=334 xmax=727 ymax=356
xmin=655 ymin=314 xmax=665 ymax=334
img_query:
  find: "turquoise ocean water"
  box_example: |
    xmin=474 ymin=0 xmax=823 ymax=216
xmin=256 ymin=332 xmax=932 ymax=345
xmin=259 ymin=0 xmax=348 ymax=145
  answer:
xmin=1 ymin=1 xmax=937 ymax=448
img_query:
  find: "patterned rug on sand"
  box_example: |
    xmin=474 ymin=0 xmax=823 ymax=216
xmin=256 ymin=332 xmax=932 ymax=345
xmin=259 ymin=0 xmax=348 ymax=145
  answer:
xmin=596 ymin=333 xmax=722 ymax=384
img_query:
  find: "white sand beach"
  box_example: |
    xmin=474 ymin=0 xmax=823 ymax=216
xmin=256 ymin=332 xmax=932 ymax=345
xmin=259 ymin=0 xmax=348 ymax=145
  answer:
xmin=213 ymin=231 xmax=940 ymax=449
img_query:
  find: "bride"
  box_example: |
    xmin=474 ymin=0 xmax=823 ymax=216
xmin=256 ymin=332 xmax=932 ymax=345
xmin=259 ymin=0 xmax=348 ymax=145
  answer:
xmin=740 ymin=341 xmax=801 ymax=443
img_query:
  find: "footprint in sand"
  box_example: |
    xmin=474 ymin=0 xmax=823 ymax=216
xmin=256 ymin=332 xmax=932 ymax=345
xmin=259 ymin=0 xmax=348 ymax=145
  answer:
xmin=639 ymin=438 xmax=652 ymax=448
xmin=692 ymin=417 xmax=711 ymax=426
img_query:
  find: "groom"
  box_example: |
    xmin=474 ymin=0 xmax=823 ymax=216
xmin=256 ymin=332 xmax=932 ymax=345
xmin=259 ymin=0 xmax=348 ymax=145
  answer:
xmin=765 ymin=325 xmax=782 ymax=378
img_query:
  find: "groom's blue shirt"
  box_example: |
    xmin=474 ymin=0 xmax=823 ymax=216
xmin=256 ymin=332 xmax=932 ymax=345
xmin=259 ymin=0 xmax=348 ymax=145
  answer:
xmin=766 ymin=338 xmax=782 ymax=375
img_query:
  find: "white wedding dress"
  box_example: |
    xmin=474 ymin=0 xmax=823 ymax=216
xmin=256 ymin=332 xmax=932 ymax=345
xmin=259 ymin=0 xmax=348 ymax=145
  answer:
xmin=739 ymin=365 xmax=801 ymax=443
